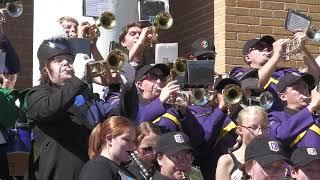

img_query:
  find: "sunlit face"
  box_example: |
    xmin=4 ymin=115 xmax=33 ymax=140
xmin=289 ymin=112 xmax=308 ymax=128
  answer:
xmin=108 ymin=127 xmax=136 ymax=163
xmin=157 ymin=149 xmax=193 ymax=180
xmin=247 ymin=160 xmax=286 ymax=180
xmin=291 ymin=160 xmax=320 ymax=180
xmin=245 ymin=42 xmax=273 ymax=68
xmin=237 ymin=113 xmax=268 ymax=145
xmin=60 ymin=20 xmax=78 ymax=38
xmin=137 ymin=132 xmax=160 ymax=168
xmin=45 ymin=54 xmax=74 ymax=85
xmin=280 ymin=80 xmax=310 ymax=110
xmin=137 ymin=67 xmax=166 ymax=100
xmin=121 ymin=26 xmax=142 ymax=50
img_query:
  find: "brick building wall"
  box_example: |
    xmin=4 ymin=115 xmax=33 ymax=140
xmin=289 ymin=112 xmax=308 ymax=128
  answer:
xmin=215 ymin=0 xmax=320 ymax=73
xmin=4 ymin=0 xmax=33 ymax=89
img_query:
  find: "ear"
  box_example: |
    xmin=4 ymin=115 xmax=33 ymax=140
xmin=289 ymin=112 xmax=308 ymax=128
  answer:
xmin=136 ymin=81 xmax=143 ymax=91
xmin=105 ymin=134 xmax=113 ymax=146
xmin=157 ymin=154 xmax=164 ymax=167
xmin=279 ymin=92 xmax=287 ymax=102
xmin=236 ymin=126 xmax=243 ymax=135
xmin=244 ymin=55 xmax=251 ymax=65
xmin=290 ymin=166 xmax=298 ymax=178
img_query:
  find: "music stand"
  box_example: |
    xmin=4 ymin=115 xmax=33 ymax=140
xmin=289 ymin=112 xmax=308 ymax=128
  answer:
xmin=155 ymin=43 xmax=178 ymax=64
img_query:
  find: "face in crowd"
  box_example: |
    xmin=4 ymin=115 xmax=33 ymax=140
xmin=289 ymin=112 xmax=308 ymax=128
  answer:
xmin=121 ymin=26 xmax=142 ymax=50
xmin=136 ymin=131 xmax=160 ymax=168
xmin=279 ymin=79 xmax=310 ymax=110
xmin=244 ymin=41 xmax=273 ymax=68
xmin=291 ymin=160 xmax=320 ymax=180
xmin=107 ymin=126 xmax=136 ymax=163
xmin=137 ymin=67 xmax=167 ymax=100
xmin=157 ymin=149 xmax=193 ymax=180
xmin=246 ymin=160 xmax=287 ymax=180
xmin=60 ymin=19 xmax=78 ymax=38
xmin=45 ymin=53 xmax=74 ymax=85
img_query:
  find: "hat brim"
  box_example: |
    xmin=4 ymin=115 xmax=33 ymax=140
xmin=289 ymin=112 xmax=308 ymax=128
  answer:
xmin=135 ymin=64 xmax=170 ymax=82
xmin=214 ymin=78 xmax=240 ymax=90
xmin=193 ymin=50 xmax=215 ymax=57
xmin=153 ymin=64 xmax=170 ymax=77
xmin=255 ymin=154 xmax=289 ymax=167
xmin=293 ymin=156 xmax=320 ymax=167
xmin=277 ymin=73 xmax=315 ymax=93
xmin=243 ymin=36 xmax=275 ymax=55
xmin=157 ymin=144 xmax=193 ymax=155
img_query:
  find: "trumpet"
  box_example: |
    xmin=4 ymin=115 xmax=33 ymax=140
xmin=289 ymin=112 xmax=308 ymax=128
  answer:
xmin=87 ymin=49 xmax=125 ymax=78
xmin=146 ymin=11 xmax=173 ymax=47
xmin=173 ymin=57 xmax=187 ymax=76
xmin=283 ymin=36 xmax=304 ymax=61
xmin=191 ymin=88 xmax=214 ymax=106
xmin=89 ymin=11 xmax=116 ymax=38
xmin=222 ymin=84 xmax=243 ymax=105
xmin=155 ymin=86 xmax=190 ymax=108
xmin=0 ymin=1 xmax=23 ymax=22
xmin=240 ymin=91 xmax=274 ymax=110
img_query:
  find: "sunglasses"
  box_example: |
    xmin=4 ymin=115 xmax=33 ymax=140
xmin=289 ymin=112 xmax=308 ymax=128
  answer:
xmin=140 ymin=146 xmax=155 ymax=154
xmin=143 ymin=73 xmax=167 ymax=81
xmin=196 ymin=53 xmax=216 ymax=60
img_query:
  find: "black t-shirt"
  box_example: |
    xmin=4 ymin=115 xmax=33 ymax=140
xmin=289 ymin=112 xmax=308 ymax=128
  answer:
xmin=79 ymin=155 xmax=136 ymax=180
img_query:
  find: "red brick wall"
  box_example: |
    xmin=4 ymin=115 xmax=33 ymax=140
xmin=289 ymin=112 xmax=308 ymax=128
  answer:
xmin=4 ymin=0 xmax=33 ymax=89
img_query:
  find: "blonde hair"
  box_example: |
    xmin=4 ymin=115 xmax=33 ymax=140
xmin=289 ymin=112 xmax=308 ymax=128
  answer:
xmin=88 ymin=116 xmax=134 ymax=159
xmin=229 ymin=106 xmax=268 ymax=152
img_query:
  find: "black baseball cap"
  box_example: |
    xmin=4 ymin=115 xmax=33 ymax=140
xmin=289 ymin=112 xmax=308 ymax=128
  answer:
xmin=291 ymin=147 xmax=320 ymax=167
xmin=242 ymin=35 xmax=275 ymax=55
xmin=37 ymin=38 xmax=73 ymax=71
xmin=155 ymin=132 xmax=193 ymax=155
xmin=276 ymin=72 xmax=315 ymax=93
xmin=135 ymin=64 xmax=170 ymax=82
xmin=214 ymin=73 xmax=240 ymax=91
xmin=245 ymin=136 xmax=288 ymax=166
xmin=191 ymin=37 xmax=215 ymax=57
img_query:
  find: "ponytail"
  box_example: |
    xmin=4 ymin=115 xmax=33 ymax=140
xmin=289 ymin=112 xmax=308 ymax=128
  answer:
xmin=228 ymin=134 xmax=243 ymax=153
xmin=88 ymin=123 xmax=103 ymax=159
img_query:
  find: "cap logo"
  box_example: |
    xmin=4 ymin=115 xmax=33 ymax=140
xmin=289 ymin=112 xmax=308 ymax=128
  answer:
xmin=174 ymin=134 xmax=185 ymax=143
xmin=48 ymin=42 xmax=56 ymax=48
xmin=268 ymin=141 xmax=279 ymax=152
xmin=201 ymin=40 xmax=208 ymax=48
xmin=307 ymin=148 xmax=317 ymax=155
xmin=221 ymin=73 xmax=230 ymax=79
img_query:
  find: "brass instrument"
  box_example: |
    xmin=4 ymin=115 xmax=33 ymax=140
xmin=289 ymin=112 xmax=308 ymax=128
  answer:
xmin=240 ymin=91 xmax=274 ymax=110
xmin=173 ymin=57 xmax=187 ymax=76
xmin=128 ymin=151 xmax=151 ymax=180
xmin=283 ymin=36 xmax=304 ymax=61
xmin=87 ymin=49 xmax=124 ymax=78
xmin=0 ymin=1 xmax=23 ymax=22
xmin=222 ymin=84 xmax=243 ymax=105
xmin=91 ymin=11 xmax=116 ymax=38
xmin=191 ymin=88 xmax=214 ymax=106
xmin=146 ymin=11 xmax=173 ymax=47
xmin=156 ymin=86 xmax=190 ymax=108
xmin=306 ymin=25 xmax=320 ymax=43
xmin=181 ymin=171 xmax=189 ymax=180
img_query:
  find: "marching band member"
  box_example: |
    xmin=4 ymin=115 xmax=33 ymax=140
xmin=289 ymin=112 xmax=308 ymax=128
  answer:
xmin=26 ymin=36 xmax=120 ymax=180
xmin=268 ymin=72 xmax=320 ymax=151
xmin=190 ymin=37 xmax=216 ymax=61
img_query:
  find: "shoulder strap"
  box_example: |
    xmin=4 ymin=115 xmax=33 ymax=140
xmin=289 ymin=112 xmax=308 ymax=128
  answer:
xmin=264 ymin=77 xmax=279 ymax=89
xmin=290 ymin=124 xmax=320 ymax=148
xmin=152 ymin=113 xmax=182 ymax=131
xmin=229 ymin=152 xmax=242 ymax=170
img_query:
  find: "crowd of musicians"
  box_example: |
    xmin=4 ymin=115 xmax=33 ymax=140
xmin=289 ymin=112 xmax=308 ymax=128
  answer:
xmin=1 ymin=11 xmax=320 ymax=180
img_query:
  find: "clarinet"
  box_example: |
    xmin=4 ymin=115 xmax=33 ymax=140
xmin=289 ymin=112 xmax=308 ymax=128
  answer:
xmin=128 ymin=151 xmax=151 ymax=180
xmin=181 ymin=171 xmax=189 ymax=180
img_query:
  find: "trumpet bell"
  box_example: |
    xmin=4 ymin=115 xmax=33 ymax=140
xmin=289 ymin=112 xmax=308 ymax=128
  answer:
xmin=259 ymin=91 xmax=274 ymax=110
xmin=222 ymin=84 xmax=243 ymax=104
xmin=154 ymin=11 xmax=173 ymax=30
xmin=99 ymin=11 xmax=116 ymax=29
xmin=106 ymin=49 xmax=125 ymax=71
xmin=6 ymin=1 xmax=23 ymax=17
xmin=173 ymin=57 xmax=187 ymax=76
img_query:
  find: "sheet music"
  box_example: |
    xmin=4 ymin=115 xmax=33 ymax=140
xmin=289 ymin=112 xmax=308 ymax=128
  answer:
xmin=83 ymin=0 xmax=113 ymax=17
xmin=286 ymin=12 xmax=310 ymax=32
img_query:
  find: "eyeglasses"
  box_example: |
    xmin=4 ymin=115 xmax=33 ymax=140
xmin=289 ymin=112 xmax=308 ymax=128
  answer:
xmin=143 ymin=73 xmax=167 ymax=81
xmin=196 ymin=53 xmax=216 ymax=60
xmin=247 ymin=43 xmax=273 ymax=54
xmin=140 ymin=146 xmax=155 ymax=155
xmin=239 ymin=125 xmax=270 ymax=134
xmin=166 ymin=152 xmax=194 ymax=164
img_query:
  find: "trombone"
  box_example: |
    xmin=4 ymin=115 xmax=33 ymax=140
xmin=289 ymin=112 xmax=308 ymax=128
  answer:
xmin=0 ymin=1 xmax=23 ymax=22
xmin=146 ymin=11 xmax=173 ymax=47
xmin=87 ymin=49 xmax=125 ymax=78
